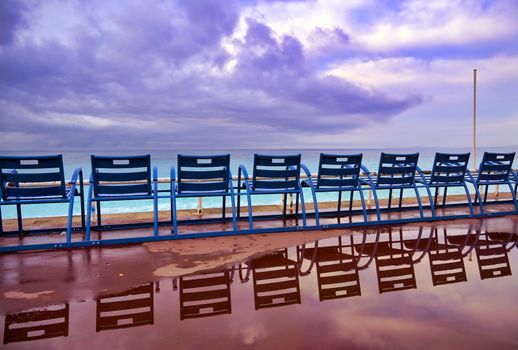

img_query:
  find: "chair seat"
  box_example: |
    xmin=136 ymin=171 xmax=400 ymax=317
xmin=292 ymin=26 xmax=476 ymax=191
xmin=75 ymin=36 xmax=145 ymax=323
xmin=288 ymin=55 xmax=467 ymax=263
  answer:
xmin=360 ymin=179 xmax=419 ymax=189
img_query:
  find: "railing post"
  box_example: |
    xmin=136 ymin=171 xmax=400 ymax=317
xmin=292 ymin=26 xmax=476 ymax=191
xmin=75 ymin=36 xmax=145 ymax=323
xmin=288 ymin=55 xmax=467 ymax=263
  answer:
xmin=197 ymin=197 xmax=203 ymax=214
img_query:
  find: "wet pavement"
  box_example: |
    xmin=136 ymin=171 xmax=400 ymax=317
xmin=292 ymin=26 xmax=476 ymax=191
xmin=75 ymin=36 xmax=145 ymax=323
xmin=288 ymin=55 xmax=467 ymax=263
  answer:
xmin=1 ymin=216 xmax=518 ymax=349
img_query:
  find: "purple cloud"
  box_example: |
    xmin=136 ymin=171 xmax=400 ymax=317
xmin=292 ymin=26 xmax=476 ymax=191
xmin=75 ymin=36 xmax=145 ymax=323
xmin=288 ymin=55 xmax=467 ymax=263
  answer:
xmin=0 ymin=1 xmax=421 ymax=150
xmin=0 ymin=0 xmax=26 ymax=46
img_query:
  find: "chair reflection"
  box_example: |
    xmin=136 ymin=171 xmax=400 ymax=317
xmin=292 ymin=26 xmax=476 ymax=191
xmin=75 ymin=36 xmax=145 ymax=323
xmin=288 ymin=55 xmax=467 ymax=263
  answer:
xmin=405 ymin=228 xmax=467 ymax=286
xmin=3 ymin=304 xmax=69 ymax=344
xmin=447 ymin=230 xmax=513 ymax=280
xmin=357 ymin=228 xmax=417 ymax=293
xmin=251 ymin=249 xmax=301 ymax=309
xmin=476 ymin=232 xmax=512 ymax=279
xmin=96 ymin=283 xmax=154 ymax=332
xmin=179 ymin=270 xmax=232 ymax=320
xmin=300 ymin=236 xmax=361 ymax=301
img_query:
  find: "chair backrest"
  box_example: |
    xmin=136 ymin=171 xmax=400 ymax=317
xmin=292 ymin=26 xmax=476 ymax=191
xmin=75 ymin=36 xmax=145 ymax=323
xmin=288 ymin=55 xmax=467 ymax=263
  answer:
xmin=430 ymin=152 xmax=470 ymax=184
xmin=251 ymin=250 xmax=301 ymax=309
xmin=4 ymin=304 xmax=69 ymax=344
xmin=179 ymin=270 xmax=232 ymax=320
xmin=477 ymin=152 xmax=515 ymax=182
xmin=376 ymin=153 xmax=419 ymax=186
xmin=0 ymin=155 xmax=66 ymax=200
xmin=252 ymin=154 xmax=301 ymax=191
xmin=91 ymin=155 xmax=151 ymax=197
xmin=96 ymin=284 xmax=154 ymax=331
xmin=316 ymin=153 xmax=362 ymax=189
xmin=177 ymin=154 xmax=230 ymax=194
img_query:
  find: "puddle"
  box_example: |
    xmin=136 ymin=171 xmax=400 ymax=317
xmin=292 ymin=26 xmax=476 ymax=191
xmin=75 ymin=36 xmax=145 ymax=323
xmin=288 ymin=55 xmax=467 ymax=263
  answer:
xmin=1 ymin=225 xmax=518 ymax=349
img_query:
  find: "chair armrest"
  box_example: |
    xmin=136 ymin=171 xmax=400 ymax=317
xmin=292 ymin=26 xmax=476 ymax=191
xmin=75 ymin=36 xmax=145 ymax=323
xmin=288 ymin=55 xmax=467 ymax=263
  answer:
xmin=238 ymin=164 xmax=251 ymax=191
xmin=415 ymin=166 xmax=428 ymax=184
xmin=360 ymin=164 xmax=376 ymax=186
xmin=300 ymin=163 xmax=312 ymax=178
xmin=238 ymin=164 xmax=249 ymax=180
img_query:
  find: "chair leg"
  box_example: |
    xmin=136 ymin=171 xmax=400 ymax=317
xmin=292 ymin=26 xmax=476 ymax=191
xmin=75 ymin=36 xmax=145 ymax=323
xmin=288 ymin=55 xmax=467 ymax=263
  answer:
xmin=337 ymin=191 xmax=342 ymax=215
xmin=371 ymin=189 xmax=381 ymax=221
xmin=413 ymin=186 xmax=424 ymax=218
xmin=282 ymin=193 xmax=287 ymax=217
xmin=483 ymin=185 xmax=489 ymax=203
xmin=0 ymin=205 xmax=3 ymax=234
xmin=434 ymin=187 xmax=439 ymax=207
xmin=388 ymin=189 xmax=393 ymax=209
xmin=237 ymin=169 xmax=242 ymax=219
xmin=463 ymin=183 xmax=475 ymax=216
xmin=442 ymin=187 xmax=448 ymax=206
xmin=153 ymin=192 xmax=158 ymax=237
xmin=422 ymin=184 xmax=436 ymax=218
xmin=295 ymin=193 xmax=299 ymax=217
xmin=85 ymin=184 xmax=94 ymax=241
xmin=230 ymin=193 xmax=238 ymax=231
xmin=358 ymin=187 xmax=368 ymax=222
xmin=245 ymin=191 xmax=253 ymax=230
xmin=398 ymin=188 xmax=404 ymax=209
xmin=222 ymin=196 xmax=226 ymax=219
xmin=80 ymin=188 xmax=86 ymax=230
xmin=96 ymin=201 xmax=102 ymax=228
xmin=308 ymin=185 xmax=319 ymax=226
xmin=507 ymin=182 xmax=518 ymax=211
xmin=299 ymin=189 xmax=307 ymax=227
xmin=16 ymin=203 xmax=23 ymax=233
xmin=172 ymin=194 xmax=178 ymax=236
xmin=66 ymin=196 xmax=75 ymax=243
xmin=472 ymin=183 xmax=484 ymax=214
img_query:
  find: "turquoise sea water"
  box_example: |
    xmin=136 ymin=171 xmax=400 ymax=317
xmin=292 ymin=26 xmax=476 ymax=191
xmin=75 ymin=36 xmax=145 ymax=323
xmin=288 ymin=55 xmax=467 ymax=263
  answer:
xmin=0 ymin=147 xmax=515 ymax=219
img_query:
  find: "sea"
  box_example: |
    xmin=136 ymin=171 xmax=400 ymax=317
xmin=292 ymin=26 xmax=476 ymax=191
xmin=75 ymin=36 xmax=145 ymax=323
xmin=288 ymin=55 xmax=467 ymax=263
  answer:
xmin=1 ymin=147 xmax=515 ymax=219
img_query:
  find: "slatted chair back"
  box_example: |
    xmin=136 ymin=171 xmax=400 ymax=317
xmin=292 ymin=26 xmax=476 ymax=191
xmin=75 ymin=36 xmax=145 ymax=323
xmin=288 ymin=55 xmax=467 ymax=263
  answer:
xmin=96 ymin=284 xmax=154 ymax=331
xmin=477 ymin=152 xmax=515 ymax=183
xmin=376 ymin=153 xmax=419 ymax=186
xmin=303 ymin=245 xmax=361 ymax=300
xmin=179 ymin=270 xmax=232 ymax=320
xmin=252 ymin=154 xmax=301 ymax=191
xmin=316 ymin=153 xmax=362 ymax=189
xmin=177 ymin=154 xmax=230 ymax=194
xmin=91 ymin=155 xmax=151 ymax=197
xmin=430 ymin=153 xmax=470 ymax=184
xmin=251 ymin=250 xmax=301 ymax=309
xmin=3 ymin=304 xmax=69 ymax=344
xmin=0 ymin=155 xmax=66 ymax=200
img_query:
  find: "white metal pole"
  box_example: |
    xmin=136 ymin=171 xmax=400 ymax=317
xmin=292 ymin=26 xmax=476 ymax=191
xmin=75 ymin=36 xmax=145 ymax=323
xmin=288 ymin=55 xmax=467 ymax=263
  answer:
xmin=473 ymin=69 xmax=477 ymax=170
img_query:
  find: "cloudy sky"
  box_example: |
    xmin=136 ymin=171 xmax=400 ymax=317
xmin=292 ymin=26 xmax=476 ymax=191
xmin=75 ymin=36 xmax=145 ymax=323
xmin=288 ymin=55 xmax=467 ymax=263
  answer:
xmin=1 ymin=0 xmax=517 ymax=151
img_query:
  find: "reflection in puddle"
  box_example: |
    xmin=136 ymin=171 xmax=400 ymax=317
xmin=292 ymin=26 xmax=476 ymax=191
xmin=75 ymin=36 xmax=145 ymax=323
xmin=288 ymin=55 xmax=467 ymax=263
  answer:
xmin=178 ymin=271 xmax=232 ymax=320
xmin=96 ymin=283 xmax=154 ymax=332
xmin=4 ymin=304 xmax=69 ymax=344
xmin=2 ymin=226 xmax=518 ymax=348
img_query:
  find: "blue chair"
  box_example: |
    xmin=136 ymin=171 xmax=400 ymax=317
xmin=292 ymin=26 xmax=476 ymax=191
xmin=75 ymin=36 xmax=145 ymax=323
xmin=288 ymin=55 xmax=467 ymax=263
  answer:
xmin=302 ymin=153 xmax=368 ymax=225
xmin=86 ymin=155 xmax=159 ymax=239
xmin=171 ymin=154 xmax=237 ymax=235
xmin=237 ymin=154 xmax=306 ymax=230
xmin=361 ymin=153 xmax=433 ymax=220
xmin=467 ymin=152 xmax=517 ymax=212
xmin=416 ymin=152 xmax=481 ymax=216
xmin=0 ymin=155 xmax=84 ymax=241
